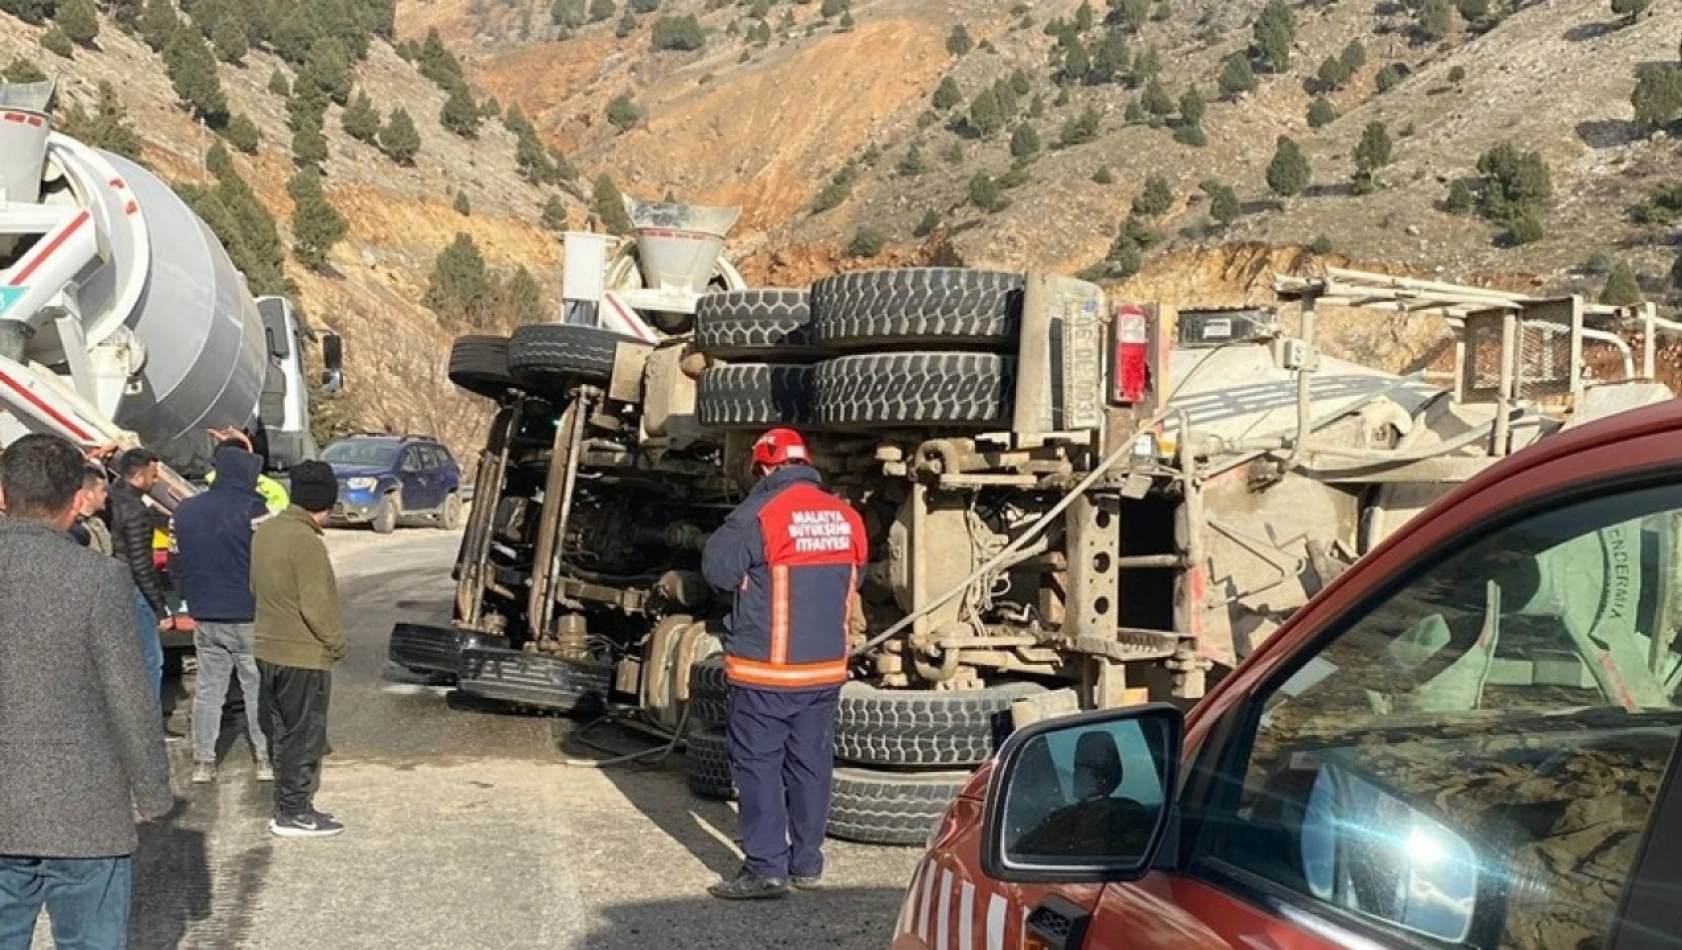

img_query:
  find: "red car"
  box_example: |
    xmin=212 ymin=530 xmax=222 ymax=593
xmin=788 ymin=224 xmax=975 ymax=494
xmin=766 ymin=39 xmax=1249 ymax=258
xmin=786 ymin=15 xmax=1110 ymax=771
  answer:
xmin=895 ymin=399 xmax=1682 ymax=950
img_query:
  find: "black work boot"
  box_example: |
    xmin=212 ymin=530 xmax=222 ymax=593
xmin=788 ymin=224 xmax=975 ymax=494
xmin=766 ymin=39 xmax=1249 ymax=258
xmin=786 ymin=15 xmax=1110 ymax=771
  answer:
xmin=708 ymin=869 xmax=790 ymax=901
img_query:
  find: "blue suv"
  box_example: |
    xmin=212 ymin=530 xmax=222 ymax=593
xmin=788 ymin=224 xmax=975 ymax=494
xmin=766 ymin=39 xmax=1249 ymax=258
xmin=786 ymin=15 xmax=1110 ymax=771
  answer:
xmin=320 ymin=434 xmax=464 ymax=534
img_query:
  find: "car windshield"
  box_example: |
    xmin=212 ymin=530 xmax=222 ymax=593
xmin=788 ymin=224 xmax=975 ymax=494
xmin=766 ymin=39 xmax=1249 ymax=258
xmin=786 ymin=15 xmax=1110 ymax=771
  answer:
xmin=322 ymin=441 xmax=399 ymax=468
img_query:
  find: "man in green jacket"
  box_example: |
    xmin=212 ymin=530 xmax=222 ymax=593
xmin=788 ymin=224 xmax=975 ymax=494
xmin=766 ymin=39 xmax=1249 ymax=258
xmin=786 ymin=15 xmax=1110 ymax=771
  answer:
xmin=252 ymin=461 xmax=347 ymax=838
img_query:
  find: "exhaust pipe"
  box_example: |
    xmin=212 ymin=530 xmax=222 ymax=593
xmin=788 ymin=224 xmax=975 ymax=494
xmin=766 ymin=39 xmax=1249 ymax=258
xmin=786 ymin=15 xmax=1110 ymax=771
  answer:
xmin=623 ymin=195 xmax=741 ymax=295
xmin=0 ymin=80 xmax=54 ymax=205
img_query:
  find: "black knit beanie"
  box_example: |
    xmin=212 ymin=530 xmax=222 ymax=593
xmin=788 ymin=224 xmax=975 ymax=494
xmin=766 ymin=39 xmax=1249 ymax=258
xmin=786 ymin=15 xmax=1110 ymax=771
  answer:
xmin=289 ymin=460 xmax=338 ymax=513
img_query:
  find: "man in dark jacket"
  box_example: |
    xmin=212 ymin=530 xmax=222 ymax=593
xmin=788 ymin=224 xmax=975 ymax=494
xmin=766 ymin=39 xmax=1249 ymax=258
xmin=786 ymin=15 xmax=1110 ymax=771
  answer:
xmin=253 ymin=461 xmax=348 ymax=838
xmin=0 ymin=434 xmax=174 ymax=948
xmin=173 ymin=442 xmax=274 ymax=785
xmin=701 ymin=428 xmax=868 ymax=900
xmin=108 ymin=447 xmax=171 ymax=706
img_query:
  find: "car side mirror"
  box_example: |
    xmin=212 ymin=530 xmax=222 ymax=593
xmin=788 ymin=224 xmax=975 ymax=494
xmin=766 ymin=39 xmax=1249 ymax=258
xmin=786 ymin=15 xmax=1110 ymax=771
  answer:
xmin=322 ymin=333 xmax=344 ymax=372
xmin=319 ymin=369 xmax=344 ymax=395
xmin=980 ymin=703 xmax=1183 ymax=884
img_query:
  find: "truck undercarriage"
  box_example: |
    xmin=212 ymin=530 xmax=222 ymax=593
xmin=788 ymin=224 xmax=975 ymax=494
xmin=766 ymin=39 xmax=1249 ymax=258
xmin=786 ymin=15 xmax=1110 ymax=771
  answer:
xmin=391 ymin=202 xmax=1682 ymax=845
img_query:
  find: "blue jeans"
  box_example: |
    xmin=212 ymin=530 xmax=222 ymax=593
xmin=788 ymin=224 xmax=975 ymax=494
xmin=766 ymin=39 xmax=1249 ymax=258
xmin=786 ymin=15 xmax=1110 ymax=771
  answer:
xmin=0 ymin=855 xmax=132 ymax=950
xmin=130 ymin=592 xmax=163 ymax=708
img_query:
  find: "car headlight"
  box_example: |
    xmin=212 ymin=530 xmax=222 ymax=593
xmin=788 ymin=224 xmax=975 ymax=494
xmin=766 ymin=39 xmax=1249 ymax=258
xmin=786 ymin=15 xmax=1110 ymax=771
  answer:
xmin=345 ymin=477 xmax=378 ymax=490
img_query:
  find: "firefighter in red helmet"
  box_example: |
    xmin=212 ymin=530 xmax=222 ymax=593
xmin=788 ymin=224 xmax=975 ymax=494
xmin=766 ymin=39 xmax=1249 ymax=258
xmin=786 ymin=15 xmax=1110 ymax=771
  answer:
xmin=700 ymin=428 xmax=868 ymax=900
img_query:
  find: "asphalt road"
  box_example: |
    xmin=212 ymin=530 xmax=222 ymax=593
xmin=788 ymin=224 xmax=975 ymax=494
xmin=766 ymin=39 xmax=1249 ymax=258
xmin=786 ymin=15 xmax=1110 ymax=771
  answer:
xmin=110 ymin=528 xmax=920 ymax=950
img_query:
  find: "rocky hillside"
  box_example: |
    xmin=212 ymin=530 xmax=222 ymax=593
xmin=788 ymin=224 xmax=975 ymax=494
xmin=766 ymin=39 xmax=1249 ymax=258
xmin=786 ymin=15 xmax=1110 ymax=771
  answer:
xmin=407 ymin=0 xmax=1682 ymax=307
xmin=0 ymin=0 xmax=582 ymax=456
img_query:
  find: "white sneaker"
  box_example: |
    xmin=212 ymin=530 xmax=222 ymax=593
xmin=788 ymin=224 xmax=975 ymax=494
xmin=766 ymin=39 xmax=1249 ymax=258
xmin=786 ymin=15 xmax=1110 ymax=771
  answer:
xmin=191 ymin=762 xmax=216 ymax=784
xmin=255 ymin=762 xmax=275 ymax=782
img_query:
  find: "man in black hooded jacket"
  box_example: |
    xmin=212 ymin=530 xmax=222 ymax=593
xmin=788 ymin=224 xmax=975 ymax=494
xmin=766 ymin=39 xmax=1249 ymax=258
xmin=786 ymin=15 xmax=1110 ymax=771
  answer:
xmin=107 ymin=448 xmax=171 ymax=713
xmin=172 ymin=443 xmax=274 ymax=785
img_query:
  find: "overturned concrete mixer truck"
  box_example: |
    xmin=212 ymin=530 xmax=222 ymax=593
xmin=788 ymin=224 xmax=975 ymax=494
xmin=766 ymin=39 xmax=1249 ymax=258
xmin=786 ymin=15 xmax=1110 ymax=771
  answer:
xmin=390 ymin=195 xmax=1681 ymax=845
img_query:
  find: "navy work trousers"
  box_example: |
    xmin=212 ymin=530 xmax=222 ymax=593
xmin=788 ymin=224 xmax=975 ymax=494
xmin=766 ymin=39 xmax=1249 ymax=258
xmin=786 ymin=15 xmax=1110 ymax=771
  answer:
xmin=727 ymin=685 xmax=841 ymax=881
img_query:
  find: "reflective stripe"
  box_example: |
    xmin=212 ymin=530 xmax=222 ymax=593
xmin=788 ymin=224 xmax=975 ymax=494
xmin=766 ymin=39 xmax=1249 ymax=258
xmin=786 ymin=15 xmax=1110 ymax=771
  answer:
xmin=985 ymin=893 xmax=1006 ymax=950
xmin=917 ymin=860 xmax=937 ymax=941
xmin=959 ymin=880 xmax=975 ymax=950
xmin=770 ymin=564 xmax=789 ymax=666
xmin=936 ymin=869 xmax=953 ymax=950
xmin=724 ymin=655 xmax=848 ymax=688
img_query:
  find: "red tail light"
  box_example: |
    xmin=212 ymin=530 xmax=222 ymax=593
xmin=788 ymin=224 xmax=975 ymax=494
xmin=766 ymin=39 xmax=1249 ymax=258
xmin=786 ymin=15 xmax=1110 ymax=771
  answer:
xmin=1112 ymin=305 xmax=1150 ymax=404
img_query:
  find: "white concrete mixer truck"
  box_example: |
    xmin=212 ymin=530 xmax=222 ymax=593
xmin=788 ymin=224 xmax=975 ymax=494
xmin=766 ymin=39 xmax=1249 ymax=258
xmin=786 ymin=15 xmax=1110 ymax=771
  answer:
xmin=0 ymin=79 xmax=343 ymax=500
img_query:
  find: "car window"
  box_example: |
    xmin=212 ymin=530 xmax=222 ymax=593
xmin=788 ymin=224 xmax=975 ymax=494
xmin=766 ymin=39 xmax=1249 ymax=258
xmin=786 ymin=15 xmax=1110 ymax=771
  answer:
xmin=321 ymin=440 xmax=398 ymax=468
xmin=400 ymin=448 xmax=423 ymax=472
xmin=1200 ymin=481 xmax=1682 ymax=950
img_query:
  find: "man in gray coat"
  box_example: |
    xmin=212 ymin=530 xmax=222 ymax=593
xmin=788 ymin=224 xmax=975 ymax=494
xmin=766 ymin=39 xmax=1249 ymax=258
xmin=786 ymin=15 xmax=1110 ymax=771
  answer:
xmin=0 ymin=434 xmax=174 ymax=949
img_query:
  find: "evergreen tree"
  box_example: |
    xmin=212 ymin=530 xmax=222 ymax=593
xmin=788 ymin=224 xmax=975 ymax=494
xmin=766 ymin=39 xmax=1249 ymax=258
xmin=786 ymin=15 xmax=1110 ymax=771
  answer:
xmin=606 ymin=92 xmax=640 ymax=131
xmin=1010 ymin=122 xmax=1041 ymax=160
xmin=541 ymin=194 xmax=568 ymax=231
xmin=1217 ymin=53 xmax=1257 ymax=99
xmin=1307 ymin=97 xmax=1337 ymax=128
xmin=40 ymin=26 xmax=75 ymax=58
xmin=440 ymin=83 xmax=482 ymax=138
xmin=590 ymin=0 xmax=615 ymax=21
xmin=304 ymin=36 xmax=352 ymax=105
xmin=968 ymin=87 xmax=1003 ymax=137
xmin=2 ymin=57 xmax=47 ymax=83
xmin=501 ymin=266 xmax=547 ymax=326
xmin=932 ymin=75 xmax=961 ymax=111
xmin=515 ymin=133 xmax=553 ymax=184
xmin=141 ymin=0 xmax=179 ymax=51
xmin=1059 ymin=105 xmax=1100 ymax=145
xmin=379 ymin=107 xmax=421 ymax=164
xmin=1444 ymin=179 xmax=1474 ymax=214
xmin=1090 ymin=29 xmax=1128 ymax=84
xmin=1340 ymin=39 xmax=1366 ymax=72
xmin=342 ymin=92 xmax=381 ymax=143
xmin=1060 ymin=36 xmax=1091 ymax=84
xmin=417 ymin=28 xmax=464 ymax=90
xmin=592 ymin=174 xmax=633 ymax=234
xmin=424 ymin=233 xmax=491 ymax=327
xmin=212 ymin=12 xmax=247 ymax=63
xmin=268 ymin=68 xmax=290 ymax=96
xmin=1250 ymin=1 xmax=1295 ymax=73
xmin=165 ymin=23 xmax=229 ymax=126
xmin=1178 ymin=86 xmax=1205 ymax=126
xmin=55 ymin=80 xmax=143 ymax=160
xmin=969 ymin=173 xmax=1003 ymax=212
xmin=289 ymin=168 xmax=349 ymax=269
xmin=1209 ymin=182 xmax=1241 ymax=226
xmin=649 ymin=14 xmax=705 ymax=50
xmin=291 ymin=118 xmax=328 ymax=169
xmin=1632 ymin=64 xmax=1682 ymax=130
xmin=947 ymin=24 xmax=972 ymax=55
xmin=224 ymin=112 xmax=259 ymax=153
xmin=1131 ymin=174 xmax=1173 ymax=216
xmin=1141 ymin=78 xmax=1174 ymax=117
xmin=1266 ymin=135 xmax=1311 ymax=199
xmin=453 ymin=190 xmax=471 ymax=215
xmin=1475 ymin=141 xmax=1551 ymax=223
xmin=913 ymin=209 xmax=940 ymax=237
xmin=1600 ymin=260 xmax=1643 ymax=305
xmin=270 ymin=4 xmax=320 ymax=66
xmin=1417 ymin=0 xmax=1454 ymax=41
xmin=1317 ymin=55 xmax=1350 ymax=91
xmin=1352 ymin=120 xmax=1392 ymax=192
xmin=1612 ymin=0 xmax=1650 ymax=23
xmin=56 ymin=0 xmax=101 ymax=47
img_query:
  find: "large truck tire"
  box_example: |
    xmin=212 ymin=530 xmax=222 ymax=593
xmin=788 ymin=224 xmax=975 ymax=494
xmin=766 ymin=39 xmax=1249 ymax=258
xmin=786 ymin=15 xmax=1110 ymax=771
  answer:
xmin=809 ymin=268 xmax=1023 ymax=351
xmin=687 ymin=656 xmax=731 ymax=728
xmin=813 ymin=352 xmax=1014 ymax=428
xmin=828 ymin=768 xmax=972 ymax=846
xmin=457 ymin=646 xmax=610 ymax=716
xmin=696 ymin=364 xmax=816 ymax=428
xmin=507 ymin=324 xmax=633 ymax=390
xmin=835 ymin=681 xmax=1044 ymax=768
xmin=685 ymin=727 xmax=738 ymax=801
xmin=448 ymin=335 xmax=517 ymax=401
xmin=693 ymin=289 xmax=819 ymax=360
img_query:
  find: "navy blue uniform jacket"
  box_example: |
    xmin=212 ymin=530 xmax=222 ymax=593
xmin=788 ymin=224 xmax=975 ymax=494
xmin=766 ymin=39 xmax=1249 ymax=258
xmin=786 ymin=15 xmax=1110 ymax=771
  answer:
xmin=701 ymin=465 xmax=868 ymax=690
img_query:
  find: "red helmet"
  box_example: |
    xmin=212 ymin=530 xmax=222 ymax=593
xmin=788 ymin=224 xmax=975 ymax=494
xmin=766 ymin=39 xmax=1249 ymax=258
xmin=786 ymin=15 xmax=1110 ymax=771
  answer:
xmin=751 ymin=428 xmax=809 ymax=468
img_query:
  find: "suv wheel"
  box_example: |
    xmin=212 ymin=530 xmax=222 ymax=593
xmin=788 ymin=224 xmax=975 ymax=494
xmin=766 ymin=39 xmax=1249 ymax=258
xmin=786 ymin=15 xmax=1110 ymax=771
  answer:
xmin=372 ymin=494 xmax=399 ymax=535
xmin=439 ymin=493 xmax=464 ymax=531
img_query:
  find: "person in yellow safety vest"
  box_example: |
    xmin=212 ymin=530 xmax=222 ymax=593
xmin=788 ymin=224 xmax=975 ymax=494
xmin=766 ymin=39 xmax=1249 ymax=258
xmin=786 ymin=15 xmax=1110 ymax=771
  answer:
xmin=201 ymin=428 xmax=290 ymax=515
